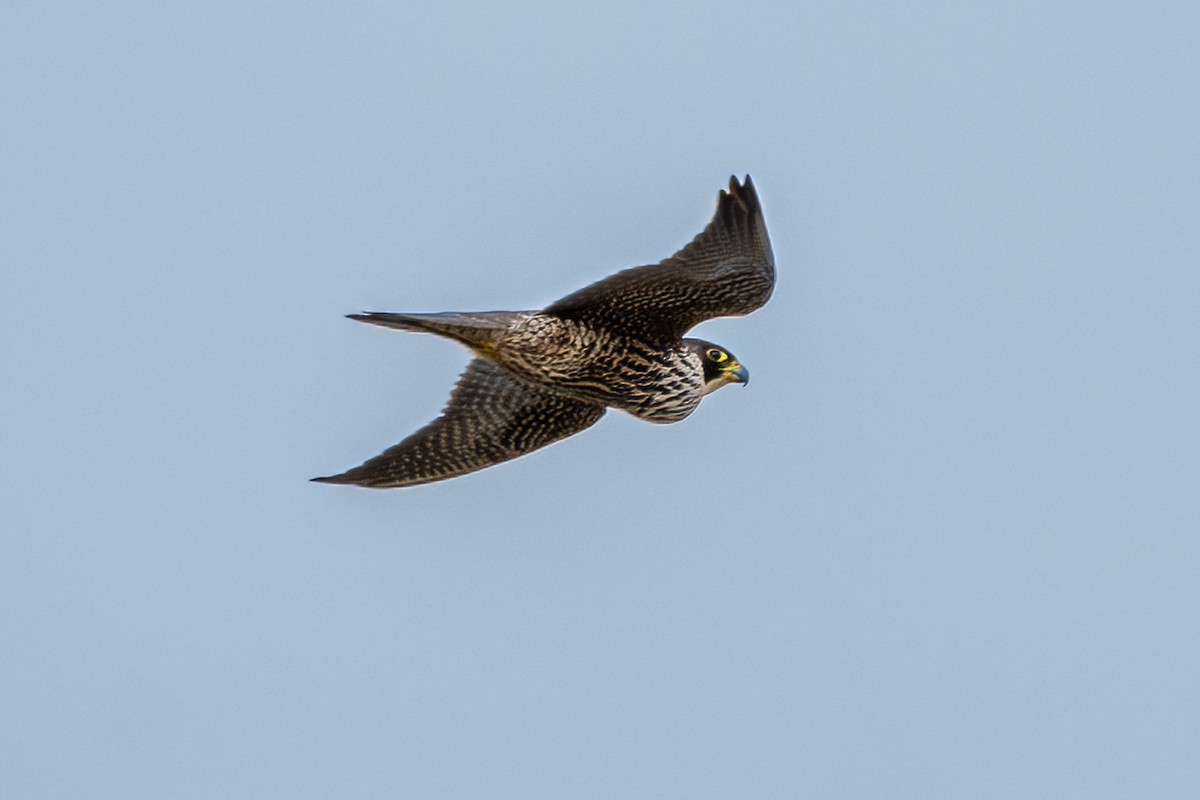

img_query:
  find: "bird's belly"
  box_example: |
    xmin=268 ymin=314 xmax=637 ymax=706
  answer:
xmin=496 ymin=317 xmax=701 ymax=422
xmin=537 ymin=366 xmax=702 ymax=424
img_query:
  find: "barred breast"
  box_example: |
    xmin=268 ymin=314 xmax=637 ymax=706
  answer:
xmin=492 ymin=314 xmax=705 ymax=423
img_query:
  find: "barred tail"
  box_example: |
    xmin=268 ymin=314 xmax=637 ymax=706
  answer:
xmin=346 ymin=311 xmax=528 ymax=350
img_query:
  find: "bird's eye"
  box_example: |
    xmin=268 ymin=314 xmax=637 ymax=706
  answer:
xmin=706 ymin=348 xmax=727 ymax=362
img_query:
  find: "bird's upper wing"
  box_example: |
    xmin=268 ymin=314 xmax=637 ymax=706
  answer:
xmin=312 ymin=358 xmax=606 ymax=488
xmin=544 ymin=175 xmax=775 ymax=344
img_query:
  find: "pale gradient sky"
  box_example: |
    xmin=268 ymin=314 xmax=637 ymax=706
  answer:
xmin=3 ymin=2 xmax=1199 ymax=798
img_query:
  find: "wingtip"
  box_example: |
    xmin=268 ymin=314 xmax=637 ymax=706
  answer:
xmin=312 ymin=468 xmax=421 ymax=489
xmin=311 ymin=473 xmax=352 ymax=484
xmin=727 ymin=174 xmax=759 ymax=213
xmin=718 ymin=174 xmax=759 ymax=218
xmin=312 ymin=467 xmax=387 ymax=487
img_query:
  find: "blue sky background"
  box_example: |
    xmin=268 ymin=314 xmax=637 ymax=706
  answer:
xmin=3 ymin=2 xmax=1198 ymax=798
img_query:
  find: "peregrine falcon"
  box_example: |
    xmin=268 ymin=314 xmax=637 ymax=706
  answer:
xmin=314 ymin=175 xmax=775 ymax=488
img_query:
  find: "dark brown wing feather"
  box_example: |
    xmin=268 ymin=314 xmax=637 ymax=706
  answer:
xmin=544 ymin=175 xmax=775 ymax=344
xmin=312 ymin=359 xmax=606 ymax=488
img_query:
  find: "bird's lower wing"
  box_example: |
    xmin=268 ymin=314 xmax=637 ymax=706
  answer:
xmin=312 ymin=358 xmax=606 ymax=488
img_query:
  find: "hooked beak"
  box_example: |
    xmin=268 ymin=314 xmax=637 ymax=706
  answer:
xmin=725 ymin=362 xmax=750 ymax=386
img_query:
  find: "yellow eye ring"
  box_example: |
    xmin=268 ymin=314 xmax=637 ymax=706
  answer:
xmin=706 ymin=348 xmax=727 ymax=362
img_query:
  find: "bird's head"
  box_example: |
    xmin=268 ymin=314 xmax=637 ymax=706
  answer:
xmin=685 ymin=339 xmax=749 ymax=395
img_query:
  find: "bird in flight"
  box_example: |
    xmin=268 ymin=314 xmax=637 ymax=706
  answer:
xmin=314 ymin=175 xmax=775 ymax=488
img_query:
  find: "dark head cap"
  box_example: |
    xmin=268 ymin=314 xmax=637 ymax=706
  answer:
xmin=685 ymin=339 xmax=749 ymax=394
